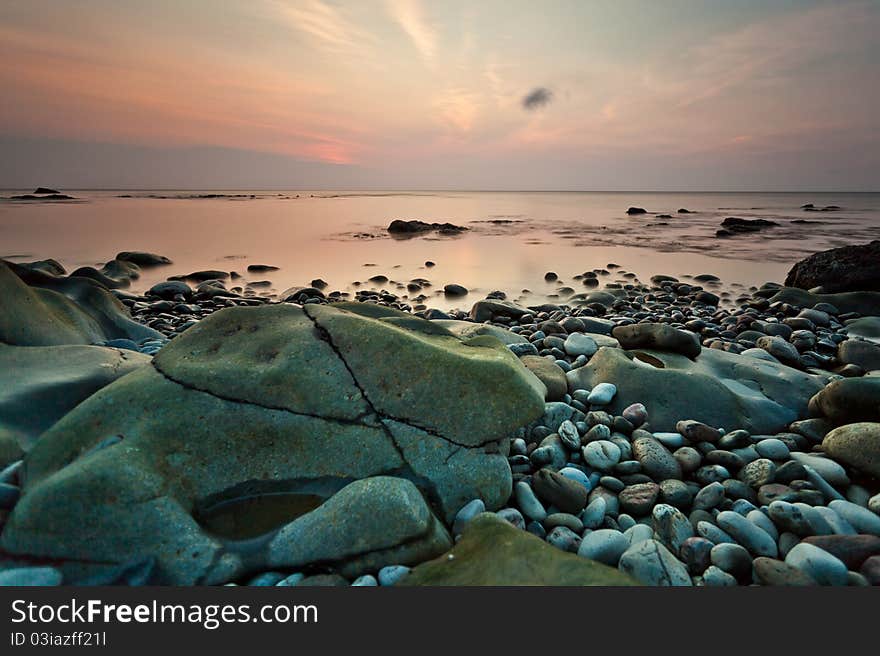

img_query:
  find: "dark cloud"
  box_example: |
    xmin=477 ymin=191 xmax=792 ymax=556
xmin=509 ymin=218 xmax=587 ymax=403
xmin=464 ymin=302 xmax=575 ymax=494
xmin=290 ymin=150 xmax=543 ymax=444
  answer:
xmin=522 ymin=87 xmax=553 ymax=110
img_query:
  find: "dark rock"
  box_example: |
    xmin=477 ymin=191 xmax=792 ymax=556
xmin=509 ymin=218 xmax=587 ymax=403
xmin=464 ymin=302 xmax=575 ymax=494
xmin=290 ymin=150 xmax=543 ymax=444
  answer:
xmin=115 ymin=252 xmax=172 ymax=266
xmin=626 ymin=207 xmax=648 ymax=215
xmin=387 ymin=220 xmax=467 ymax=236
xmin=785 ymin=240 xmax=880 ymax=293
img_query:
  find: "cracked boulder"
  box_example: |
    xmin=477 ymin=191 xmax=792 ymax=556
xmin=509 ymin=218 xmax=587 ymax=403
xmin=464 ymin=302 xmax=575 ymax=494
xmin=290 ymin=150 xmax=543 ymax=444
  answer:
xmin=0 ymin=343 xmax=150 ymax=450
xmin=2 ymin=302 xmax=544 ymax=584
xmin=567 ymin=346 xmax=827 ymax=433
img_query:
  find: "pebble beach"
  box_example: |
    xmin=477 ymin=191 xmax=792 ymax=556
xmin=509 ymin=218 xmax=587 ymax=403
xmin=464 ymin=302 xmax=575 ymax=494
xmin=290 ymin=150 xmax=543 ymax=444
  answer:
xmin=1 ymin=193 xmax=880 ymax=587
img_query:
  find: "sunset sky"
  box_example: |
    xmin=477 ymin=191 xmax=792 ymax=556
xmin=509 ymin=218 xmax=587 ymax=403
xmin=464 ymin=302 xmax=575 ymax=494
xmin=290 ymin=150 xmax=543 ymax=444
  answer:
xmin=1 ymin=0 xmax=878 ymax=190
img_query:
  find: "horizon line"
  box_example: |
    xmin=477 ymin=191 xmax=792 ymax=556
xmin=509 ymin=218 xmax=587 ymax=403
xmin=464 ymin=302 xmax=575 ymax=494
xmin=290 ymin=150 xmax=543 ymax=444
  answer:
xmin=1 ymin=187 xmax=878 ymax=194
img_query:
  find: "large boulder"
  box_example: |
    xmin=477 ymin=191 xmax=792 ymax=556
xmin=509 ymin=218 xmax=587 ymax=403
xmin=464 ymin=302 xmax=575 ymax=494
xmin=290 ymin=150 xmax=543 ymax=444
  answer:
xmin=763 ymin=287 xmax=880 ymax=317
xmin=2 ymin=302 xmax=544 ymax=584
xmin=567 ymin=346 xmax=827 ymax=433
xmin=809 ymin=378 xmax=880 ymax=424
xmin=400 ymin=513 xmax=638 ymax=586
xmin=0 ymin=260 xmax=162 ymax=346
xmin=0 ymin=344 xmax=150 ymax=449
xmin=785 ymin=240 xmax=880 ymax=293
xmin=822 ymin=423 xmax=880 ymax=478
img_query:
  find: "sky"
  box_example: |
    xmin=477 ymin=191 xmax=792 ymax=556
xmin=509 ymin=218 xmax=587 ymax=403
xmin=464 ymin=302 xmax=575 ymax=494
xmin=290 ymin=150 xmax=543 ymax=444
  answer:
xmin=1 ymin=0 xmax=878 ymax=190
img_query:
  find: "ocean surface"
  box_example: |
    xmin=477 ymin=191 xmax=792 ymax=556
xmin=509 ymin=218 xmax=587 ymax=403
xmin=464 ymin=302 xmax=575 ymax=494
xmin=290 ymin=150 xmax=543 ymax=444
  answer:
xmin=2 ymin=190 xmax=879 ymax=310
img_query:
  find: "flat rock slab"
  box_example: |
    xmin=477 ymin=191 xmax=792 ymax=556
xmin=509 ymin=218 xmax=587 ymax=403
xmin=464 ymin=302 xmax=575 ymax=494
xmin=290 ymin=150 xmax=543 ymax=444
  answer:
xmin=400 ymin=513 xmax=638 ymax=586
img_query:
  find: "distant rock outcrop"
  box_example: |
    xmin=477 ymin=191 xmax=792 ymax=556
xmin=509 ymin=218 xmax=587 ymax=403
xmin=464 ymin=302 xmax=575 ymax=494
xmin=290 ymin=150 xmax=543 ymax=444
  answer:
xmin=387 ymin=220 xmax=468 ymax=236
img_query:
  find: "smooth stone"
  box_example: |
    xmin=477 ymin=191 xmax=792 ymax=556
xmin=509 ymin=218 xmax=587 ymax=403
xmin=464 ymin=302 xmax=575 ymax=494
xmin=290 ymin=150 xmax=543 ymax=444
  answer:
xmin=710 ymin=543 xmax=752 ymax=580
xmin=659 ymin=479 xmax=693 ymax=509
xmin=692 ymin=482 xmax=725 ymax=511
xmin=789 ymin=452 xmax=849 ymax=487
xmin=558 ymin=466 xmax=591 ymax=491
xmin=496 ymin=508 xmax=526 ymax=530
xmin=618 ymin=539 xmax=692 ymax=586
xmin=653 ymin=432 xmax=685 ymax=449
xmin=275 ymin=573 xmax=306 ymax=586
xmin=533 ymin=469 xmax=589 ymax=514
xmin=673 ymin=447 xmax=702 ymax=474
xmin=351 ymin=574 xmax=378 ymax=586
xmin=0 ymin=566 xmax=62 ymax=586
xmin=582 ymin=440 xmax=622 ymax=471
xmin=581 ymin=497 xmax=607 ymax=529
xmin=768 ymin=501 xmax=813 ymax=536
xmin=801 ymin=465 xmax=845 ymax=502
xmin=578 ymin=529 xmax=629 ymax=566
xmin=697 ymin=521 xmax=735 ymax=545
xmin=623 ymin=524 xmax=654 ymax=547
xmin=755 ymin=438 xmax=790 ymax=460
xmin=521 ymin=356 xmax=568 ymax=402
xmin=618 ymin=482 xmax=660 ymax=517
xmin=822 ymin=422 xmax=880 ymax=478
xmin=794 ymin=502 xmax=834 ymax=536
xmin=453 ymin=499 xmax=486 ymax=536
xmin=702 ymin=565 xmax=738 ymax=586
xmin=801 ymin=535 xmax=880 ymax=569
xmin=622 ymin=403 xmax=648 ymax=428
xmin=378 ymin=565 xmax=411 ymax=586
xmin=558 ymin=420 xmax=581 ymax=451
xmin=813 ymin=506 xmax=856 ymax=535
xmin=514 ymin=482 xmax=547 ymax=522
xmin=587 ymin=383 xmax=617 ymax=405
xmin=861 ymin=555 xmax=880 ymax=585
xmin=739 ymin=459 xmax=777 ymax=488
xmin=828 ymin=500 xmax=880 ymax=536
xmin=248 ymin=572 xmax=286 ymax=586
xmin=564 ymin=333 xmax=598 ymax=357
xmin=784 ymin=543 xmax=848 ymax=586
xmin=753 ymin=557 xmax=817 ymax=586
xmin=401 ymin=513 xmax=638 ymax=585
xmin=652 ymin=504 xmax=694 ymax=555
xmin=680 ymin=536 xmax=714 ymax=575
xmin=747 ymin=509 xmax=779 ymax=541
xmin=778 ymin=532 xmax=800 ymax=558
xmin=546 ymin=526 xmax=582 ymax=553
xmin=716 ymin=510 xmax=778 ymax=557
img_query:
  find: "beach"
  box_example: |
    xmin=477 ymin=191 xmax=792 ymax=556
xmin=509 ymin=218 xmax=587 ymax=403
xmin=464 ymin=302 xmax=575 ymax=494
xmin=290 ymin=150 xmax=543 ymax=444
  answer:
xmin=1 ymin=190 xmax=879 ymax=586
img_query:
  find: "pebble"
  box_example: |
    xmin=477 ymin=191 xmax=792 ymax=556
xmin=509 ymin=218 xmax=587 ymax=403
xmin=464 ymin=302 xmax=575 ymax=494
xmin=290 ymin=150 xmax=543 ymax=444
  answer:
xmin=497 ymin=507 xmax=526 ymax=529
xmin=828 ymin=500 xmax=880 ymax=536
xmin=739 ymin=458 xmax=776 ymax=488
xmin=378 ymin=565 xmax=411 ymax=586
xmin=515 ymin=481 xmax=547 ymax=522
xmin=812 ymin=506 xmax=856 ymax=536
xmin=673 ymin=447 xmax=702 ymax=474
xmin=546 ymin=526 xmax=581 ymax=553
xmin=584 ymin=383 xmax=617 ymax=406
xmin=578 ymin=529 xmax=629 ymax=565
xmin=275 ymin=573 xmax=305 ymax=586
xmin=533 ymin=469 xmax=589 ymax=513
xmin=680 ymin=536 xmax=714 ymax=575
xmin=778 ymin=532 xmax=800 ymax=558
xmin=801 ymin=465 xmax=845 ymax=502
xmin=616 ymin=513 xmax=637 ymax=531
xmin=716 ymin=510 xmax=778 ymax=557
xmin=558 ymin=466 xmax=591 ymax=491
xmin=789 ymin=453 xmax=850 ymax=487
xmin=794 ymin=502 xmax=834 ymax=536
xmin=768 ymin=500 xmax=813 ymax=536
xmin=582 ymin=441 xmax=622 ymax=472
xmin=869 ymin=493 xmax=880 ymax=515
xmin=755 ymin=438 xmax=790 ymax=460
xmin=653 ymin=432 xmax=685 ymax=449
xmin=692 ymin=482 xmax=725 ymax=511
xmin=564 ymin=333 xmax=598 ymax=357
xmin=452 ymin=498 xmax=486 ymax=535
xmin=351 ymin=575 xmax=378 ymax=586
xmin=618 ymin=539 xmax=692 ymax=586
xmin=0 ymin=483 xmax=20 ymax=509
xmin=618 ymin=483 xmax=660 ymax=517
xmin=633 ymin=434 xmax=682 ymax=481
xmin=581 ymin=497 xmax=607 ymax=529
xmin=746 ymin=509 xmax=779 ymax=541
xmin=558 ymin=420 xmax=581 ymax=451
xmin=710 ymin=543 xmax=752 ymax=580
xmin=248 ymin=572 xmax=286 ymax=586
xmin=697 ymin=521 xmax=735 ymax=545
xmin=784 ymin=543 xmax=848 ymax=586
xmin=0 ymin=567 xmax=63 ymax=586
xmin=752 ymin=557 xmax=817 ymax=586
xmin=622 ymin=403 xmax=647 ymax=428
xmin=544 ymin=513 xmax=583 ymax=533
xmin=659 ymin=479 xmax=693 ymax=509
xmin=623 ymin=524 xmax=654 ymax=547
xmin=702 ymin=565 xmax=738 ymax=586
xmin=652 ymin=504 xmax=694 ymax=555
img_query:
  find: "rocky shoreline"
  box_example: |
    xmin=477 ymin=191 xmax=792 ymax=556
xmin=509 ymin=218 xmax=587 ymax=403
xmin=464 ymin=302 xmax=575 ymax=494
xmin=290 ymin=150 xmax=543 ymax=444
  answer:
xmin=1 ymin=242 xmax=879 ymax=587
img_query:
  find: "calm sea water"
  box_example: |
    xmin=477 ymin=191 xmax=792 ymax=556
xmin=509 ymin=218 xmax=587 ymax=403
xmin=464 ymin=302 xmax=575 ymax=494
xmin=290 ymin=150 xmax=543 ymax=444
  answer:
xmin=2 ymin=190 xmax=879 ymax=309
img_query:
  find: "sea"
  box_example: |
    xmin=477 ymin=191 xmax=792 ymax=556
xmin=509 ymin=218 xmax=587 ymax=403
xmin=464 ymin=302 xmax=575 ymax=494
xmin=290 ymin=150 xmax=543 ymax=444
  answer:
xmin=2 ymin=190 xmax=878 ymax=309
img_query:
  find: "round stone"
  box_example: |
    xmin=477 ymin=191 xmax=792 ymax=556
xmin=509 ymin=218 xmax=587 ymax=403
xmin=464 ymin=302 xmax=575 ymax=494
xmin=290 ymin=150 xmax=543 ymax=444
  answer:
xmin=618 ymin=539 xmax=692 ymax=586
xmin=716 ymin=510 xmax=778 ymax=558
xmin=618 ymin=482 xmax=660 ymax=517
xmin=710 ymin=543 xmax=752 ymax=580
xmin=378 ymin=565 xmax=411 ymax=586
xmin=582 ymin=440 xmax=622 ymax=472
xmin=755 ymin=438 xmax=790 ymax=461
xmin=564 ymin=333 xmax=598 ymax=357
xmin=515 ymin=481 xmax=547 ymax=522
xmin=693 ymin=482 xmax=726 ymax=511
xmin=452 ymin=499 xmax=486 ymax=536
xmin=577 ymin=529 xmax=629 ymax=566
xmin=784 ymin=543 xmax=848 ymax=586
xmin=587 ymin=383 xmax=617 ymax=405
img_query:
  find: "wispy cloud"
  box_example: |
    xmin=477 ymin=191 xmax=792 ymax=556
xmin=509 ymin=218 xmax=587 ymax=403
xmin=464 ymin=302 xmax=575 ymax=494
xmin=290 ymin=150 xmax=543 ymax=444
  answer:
xmin=386 ymin=0 xmax=436 ymax=62
xmin=272 ymin=0 xmax=376 ymax=57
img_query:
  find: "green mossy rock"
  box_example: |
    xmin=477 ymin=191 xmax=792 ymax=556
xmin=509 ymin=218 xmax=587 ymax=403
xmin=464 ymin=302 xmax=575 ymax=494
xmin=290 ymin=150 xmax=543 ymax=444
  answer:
xmin=3 ymin=302 xmax=544 ymax=583
xmin=400 ymin=513 xmax=639 ymax=586
xmin=0 ymin=344 xmax=150 ymax=449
